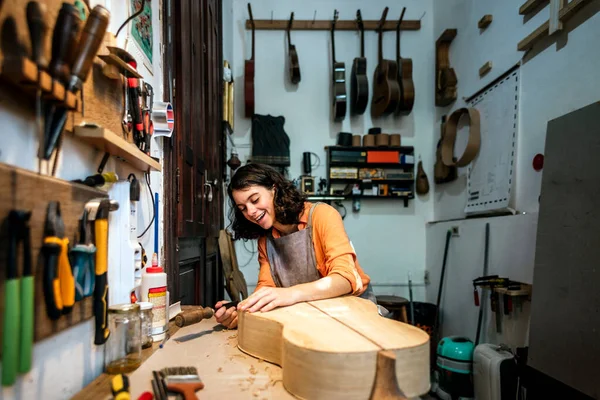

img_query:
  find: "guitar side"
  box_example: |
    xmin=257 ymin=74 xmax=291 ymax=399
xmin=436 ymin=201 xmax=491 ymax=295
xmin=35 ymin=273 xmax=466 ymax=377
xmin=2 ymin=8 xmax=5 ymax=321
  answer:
xmin=351 ymin=57 xmax=368 ymax=115
xmin=332 ymin=62 xmax=348 ymax=122
xmin=397 ymin=58 xmax=415 ymax=115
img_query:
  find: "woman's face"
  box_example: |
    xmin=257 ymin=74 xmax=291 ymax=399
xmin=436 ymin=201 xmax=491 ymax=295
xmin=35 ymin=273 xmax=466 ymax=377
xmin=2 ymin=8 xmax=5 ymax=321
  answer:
xmin=232 ymin=185 xmax=276 ymax=230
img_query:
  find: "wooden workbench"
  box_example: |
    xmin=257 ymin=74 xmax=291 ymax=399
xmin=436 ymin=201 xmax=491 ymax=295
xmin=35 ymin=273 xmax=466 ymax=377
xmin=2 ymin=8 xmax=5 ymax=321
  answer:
xmin=74 ymin=317 xmax=293 ymax=399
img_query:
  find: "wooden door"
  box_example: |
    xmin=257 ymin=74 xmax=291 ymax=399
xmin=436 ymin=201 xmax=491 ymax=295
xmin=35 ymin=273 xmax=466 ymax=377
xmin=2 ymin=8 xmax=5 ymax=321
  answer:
xmin=163 ymin=0 xmax=224 ymax=307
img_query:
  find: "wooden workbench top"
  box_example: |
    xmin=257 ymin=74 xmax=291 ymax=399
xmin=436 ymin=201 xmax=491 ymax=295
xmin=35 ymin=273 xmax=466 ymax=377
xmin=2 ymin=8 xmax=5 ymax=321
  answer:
xmin=76 ymin=317 xmax=294 ymax=399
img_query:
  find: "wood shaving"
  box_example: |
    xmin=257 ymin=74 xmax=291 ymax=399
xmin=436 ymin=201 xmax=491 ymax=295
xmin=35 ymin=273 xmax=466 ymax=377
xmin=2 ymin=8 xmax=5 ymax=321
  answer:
xmin=218 ymin=367 xmax=223 ymax=372
xmin=228 ymin=334 xmax=237 ymax=339
xmin=271 ymin=379 xmax=283 ymax=387
xmin=246 ymin=377 xmax=255 ymax=384
xmin=253 ymin=391 xmax=260 ymax=397
xmin=249 ymin=365 xmax=258 ymax=375
xmin=258 ymin=358 xmax=264 ymax=363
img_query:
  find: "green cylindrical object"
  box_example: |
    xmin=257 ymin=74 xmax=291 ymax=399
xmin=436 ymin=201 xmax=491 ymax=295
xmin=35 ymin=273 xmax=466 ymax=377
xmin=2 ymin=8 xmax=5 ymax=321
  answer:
xmin=2 ymin=279 xmax=20 ymax=386
xmin=19 ymin=275 xmax=35 ymax=374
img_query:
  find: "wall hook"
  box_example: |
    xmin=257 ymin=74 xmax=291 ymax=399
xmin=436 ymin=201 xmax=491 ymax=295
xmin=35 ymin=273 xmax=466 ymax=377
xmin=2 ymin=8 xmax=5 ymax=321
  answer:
xmin=270 ymin=11 xmax=273 ymax=23
xmin=288 ymin=12 xmax=294 ymax=30
xmin=312 ymin=10 xmax=317 ymax=24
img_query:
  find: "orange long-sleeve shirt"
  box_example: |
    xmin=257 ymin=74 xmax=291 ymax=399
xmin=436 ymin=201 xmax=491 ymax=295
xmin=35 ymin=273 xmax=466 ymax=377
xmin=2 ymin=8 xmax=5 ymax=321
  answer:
xmin=256 ymin=202 xmax=370 ymax=296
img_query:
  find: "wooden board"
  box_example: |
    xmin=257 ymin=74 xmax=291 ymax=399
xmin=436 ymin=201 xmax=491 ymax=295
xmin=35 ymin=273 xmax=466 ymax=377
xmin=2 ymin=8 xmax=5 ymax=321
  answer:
xmin=528 ymin=101 xmax=600 ymax=398
xmin=238 ymin=296 xmax=430 ymax=399
xmin=218 ymin=230 xmax=248 ymax=302
xmin=73 ymin=125 xmax=161 ymax=172
xmin=0 ymin=0 xmax=126 ymax=138
xmin=517 ymin=0 xmax=590 ymax=51
xmin=519 ymin=0 xmax=549 ymax=15
xmin=245 ymin=19 xmax=420 ymax=31
xmin=0 ymin=162 xmax=107 ymax=355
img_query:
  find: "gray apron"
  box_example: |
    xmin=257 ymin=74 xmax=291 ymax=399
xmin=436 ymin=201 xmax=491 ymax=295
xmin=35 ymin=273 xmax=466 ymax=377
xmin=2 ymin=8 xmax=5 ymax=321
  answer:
xmin=265 ymin=203 xmax=377 ymax=304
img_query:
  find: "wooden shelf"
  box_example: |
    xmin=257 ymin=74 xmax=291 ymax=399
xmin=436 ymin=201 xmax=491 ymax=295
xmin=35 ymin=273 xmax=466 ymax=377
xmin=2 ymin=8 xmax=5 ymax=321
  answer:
xmin=74 ymin=125 xmax=161 ymax=172
xmin=246 ymin=19 xmax=420 ymax=31
xmin=517 ymin=0 xmax=590 ymax=51
xmin=519 ymin=0 xmax=548 ymax=15
xmin=98 ymin=54 xmax=142 ymax=78
xmin=330 ymin=162 xmax=414 ymax=168
xmin=326 ymin=145 xmax=414 ymax=153
xmin=495 ymin=283 xmax=532 ymax=297
xmin=330 ymin=178 xmax=414 ymax=184
xmin=1 ymin=57 xmax=78 ymax=110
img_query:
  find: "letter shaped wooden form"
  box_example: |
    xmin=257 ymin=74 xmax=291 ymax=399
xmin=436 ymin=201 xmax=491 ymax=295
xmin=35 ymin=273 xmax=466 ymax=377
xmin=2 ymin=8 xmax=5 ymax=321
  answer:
xmin=238 ymin=296 xmax=430 ymax=399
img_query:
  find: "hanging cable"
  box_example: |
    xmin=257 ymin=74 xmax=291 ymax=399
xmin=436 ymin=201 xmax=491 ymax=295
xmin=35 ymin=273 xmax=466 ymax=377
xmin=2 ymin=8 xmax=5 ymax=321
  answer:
xmin=116 ymin=0 xmax=146 ymax=38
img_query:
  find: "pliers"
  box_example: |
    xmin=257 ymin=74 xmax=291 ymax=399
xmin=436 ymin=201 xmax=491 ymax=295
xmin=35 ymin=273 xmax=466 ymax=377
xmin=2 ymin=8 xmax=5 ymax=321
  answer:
xmin=2 ymin=210 xmax=34 ymax=386
xmin=42 ymin=201 xmax=75 ymax=320
xmin=70 ymin=209 xmax=96 ymax=301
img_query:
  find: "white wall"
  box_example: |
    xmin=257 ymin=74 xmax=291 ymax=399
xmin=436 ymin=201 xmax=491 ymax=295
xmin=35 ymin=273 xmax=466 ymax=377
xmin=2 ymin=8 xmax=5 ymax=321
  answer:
xmin=0 ymin=1 xmax=165 ymax=398
xmin=223 ymin=0 xmax=435 ymax=301
xmin=428 ymin=0 xmax=600 ymax=345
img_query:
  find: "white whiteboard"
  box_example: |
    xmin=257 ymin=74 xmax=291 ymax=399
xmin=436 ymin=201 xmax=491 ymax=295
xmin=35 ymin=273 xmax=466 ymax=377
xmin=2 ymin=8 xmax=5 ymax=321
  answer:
xmin=465 ymin=68 xmax=520 ymax=213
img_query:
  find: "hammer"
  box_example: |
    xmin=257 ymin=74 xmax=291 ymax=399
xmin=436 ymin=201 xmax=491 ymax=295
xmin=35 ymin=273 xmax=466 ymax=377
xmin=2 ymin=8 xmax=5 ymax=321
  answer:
xmin=85 ymin=198 xmax=119 ymax=345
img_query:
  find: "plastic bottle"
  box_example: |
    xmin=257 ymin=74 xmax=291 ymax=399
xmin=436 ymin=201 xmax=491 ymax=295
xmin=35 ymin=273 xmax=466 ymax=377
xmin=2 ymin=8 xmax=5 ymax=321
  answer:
xmin=141 ymin=253 xmax=167 ymax=341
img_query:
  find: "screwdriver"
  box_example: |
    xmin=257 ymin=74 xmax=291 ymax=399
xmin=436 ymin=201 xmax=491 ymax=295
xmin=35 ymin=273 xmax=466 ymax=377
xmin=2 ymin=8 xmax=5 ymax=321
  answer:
xmin=44 ymin=3 xmax=81 ymax=160
xmin=26 ymin=1 xmax=48 ymax=172
xmin=44 ymin=5 xmax=110 ymax=160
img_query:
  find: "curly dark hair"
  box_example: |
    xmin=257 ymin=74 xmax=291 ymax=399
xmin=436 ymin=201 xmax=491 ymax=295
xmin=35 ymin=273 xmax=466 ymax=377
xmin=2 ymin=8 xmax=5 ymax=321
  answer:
xmin=227 ymin=163 xmax=306 ymax=240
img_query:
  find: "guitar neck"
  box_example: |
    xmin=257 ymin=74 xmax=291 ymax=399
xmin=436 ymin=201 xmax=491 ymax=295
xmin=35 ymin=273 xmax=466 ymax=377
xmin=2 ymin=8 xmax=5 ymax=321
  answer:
xmin=378 ymin=28 xmax=383 ymax=65
xmin=360 ymin=28 xmax=365 ymax=58
xmin=397 ymin=8 xmax=406 ymax=61
xmin=251 ymin=26 xmax=255 ymax=60
xmin=331 ymin=24 xmax=336 ymax=64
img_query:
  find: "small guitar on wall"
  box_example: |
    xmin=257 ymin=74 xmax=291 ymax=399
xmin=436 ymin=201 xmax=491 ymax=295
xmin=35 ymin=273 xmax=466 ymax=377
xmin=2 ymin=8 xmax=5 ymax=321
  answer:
xmin=331 ymin=10 xmax=347 ymax=122
xmin=244 ymin=3 xmax=255 ymax=118
xmin=371 ymin=7 xmax=400 ymax=118
xmin=350 ymin=10 xmax=368 ymax=116
xmin=287 ymin=12 xmax=301 ymax=84
xmin=396 ymin=7 xmax=415 ymax=115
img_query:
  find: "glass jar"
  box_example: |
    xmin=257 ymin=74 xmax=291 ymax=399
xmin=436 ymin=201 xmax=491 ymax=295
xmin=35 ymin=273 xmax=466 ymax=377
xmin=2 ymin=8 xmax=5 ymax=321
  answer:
xmin=138 ymin=302 xmax=154 ymax=349
xmin=104 ymin=303 xmax=142 ymax=374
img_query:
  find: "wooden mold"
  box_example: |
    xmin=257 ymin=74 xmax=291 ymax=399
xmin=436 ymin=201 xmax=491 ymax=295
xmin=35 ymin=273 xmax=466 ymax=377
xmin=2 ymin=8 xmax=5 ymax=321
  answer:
xmin=0 ymin=162 xmax=107 ymax=354
xmin=478 ymin=14 xmax=493 ymax=29
xmin=435 ymin=29 xmax=458 ymax=107
xmin=238 ymin=296 xmax=430 ymax=399
xmin=479 ymin=61 xmax=493 ymax=77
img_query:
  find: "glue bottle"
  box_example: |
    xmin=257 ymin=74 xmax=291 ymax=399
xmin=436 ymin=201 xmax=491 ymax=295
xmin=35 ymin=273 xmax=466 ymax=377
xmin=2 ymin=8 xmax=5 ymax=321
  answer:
xmin=141 ymin=253 xmax=168 ymax=341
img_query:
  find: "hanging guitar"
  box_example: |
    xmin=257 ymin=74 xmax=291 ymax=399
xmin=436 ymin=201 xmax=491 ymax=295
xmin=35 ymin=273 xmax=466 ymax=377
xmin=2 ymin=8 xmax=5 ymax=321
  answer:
xmin=331 ymin=10 xmax=347 ymax=122
xmin=396 ymin=7 xmax=415 ymax=115
xmin=287 ymin=12 xmax=301 ymax=84
xmin=371 ymin=7 xmax=400 ymax=118
xmin=350 ymin=10 xmax=368 ymax=115
xmin=244 ymin=3 xmax=255 ymax=118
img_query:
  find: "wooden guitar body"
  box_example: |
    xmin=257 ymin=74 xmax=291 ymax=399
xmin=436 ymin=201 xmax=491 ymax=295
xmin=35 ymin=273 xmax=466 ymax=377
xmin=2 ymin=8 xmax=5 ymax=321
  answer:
xmin=289 ymin=44 xmax=301 ymax=84
xmin=397 ymin=58 xmax=415 ymax=115
xmin=395 ymin=8 xmax=415 ymax=116
xmin=238 ymin=296 xmax=430 ymax=400
xmin=332 ymin=61 xmax=348 ymax=121
xmin=372 ymin=60 xmax=401 ymax=117
xmin=244 ymin=59 xmax=255 ymax=118
xmin=351 ymin=57 xmax=368 ymax=115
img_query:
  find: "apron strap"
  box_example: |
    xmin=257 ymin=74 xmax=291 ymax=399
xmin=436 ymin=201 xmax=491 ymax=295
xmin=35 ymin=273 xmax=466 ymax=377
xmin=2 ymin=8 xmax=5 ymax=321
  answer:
xmin=306 ymin=202 xmax=323 ymax=229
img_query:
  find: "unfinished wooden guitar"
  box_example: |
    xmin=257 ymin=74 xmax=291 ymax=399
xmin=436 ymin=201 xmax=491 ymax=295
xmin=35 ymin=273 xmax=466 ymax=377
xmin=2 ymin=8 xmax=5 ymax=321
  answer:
xmin=238 ymin=296 xmax=430 ymax=399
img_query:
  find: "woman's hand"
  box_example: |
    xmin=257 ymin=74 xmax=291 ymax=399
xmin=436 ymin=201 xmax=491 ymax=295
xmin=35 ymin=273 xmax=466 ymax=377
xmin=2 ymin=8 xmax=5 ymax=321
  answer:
xmin=239 ymin=287 xmax=302 ymax=313
xmin=214 ymin=300 xmax=238 ymax=329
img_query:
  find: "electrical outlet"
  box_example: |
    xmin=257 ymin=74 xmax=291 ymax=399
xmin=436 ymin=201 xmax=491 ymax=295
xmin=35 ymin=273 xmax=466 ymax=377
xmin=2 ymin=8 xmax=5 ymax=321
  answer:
xmin=451 ymin=226 xmax=460 ymax=236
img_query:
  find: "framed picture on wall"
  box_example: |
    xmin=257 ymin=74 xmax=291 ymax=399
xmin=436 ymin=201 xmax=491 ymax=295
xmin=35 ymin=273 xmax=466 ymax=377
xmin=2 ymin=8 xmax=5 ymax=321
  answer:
xmin=128 ymin=0 xmax=153 ymax=74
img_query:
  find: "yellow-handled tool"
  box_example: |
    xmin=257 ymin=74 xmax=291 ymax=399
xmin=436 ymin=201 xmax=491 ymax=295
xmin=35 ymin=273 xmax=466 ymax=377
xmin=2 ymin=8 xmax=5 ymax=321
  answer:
xmin=85 ymin=198 xmax=119 ymax=345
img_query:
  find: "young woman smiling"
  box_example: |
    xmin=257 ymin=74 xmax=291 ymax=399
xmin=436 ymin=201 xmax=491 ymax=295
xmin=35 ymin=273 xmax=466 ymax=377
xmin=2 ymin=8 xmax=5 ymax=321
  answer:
xmin=214 ymin=163 xmax=374 ymax=329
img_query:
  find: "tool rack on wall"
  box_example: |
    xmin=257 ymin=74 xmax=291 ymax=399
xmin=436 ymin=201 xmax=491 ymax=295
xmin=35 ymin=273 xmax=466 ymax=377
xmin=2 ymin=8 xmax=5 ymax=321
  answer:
xmin=0 ymin=0 xmax=161 ymax=352
xmin=325 ymin=145 xmax=415 ymax=207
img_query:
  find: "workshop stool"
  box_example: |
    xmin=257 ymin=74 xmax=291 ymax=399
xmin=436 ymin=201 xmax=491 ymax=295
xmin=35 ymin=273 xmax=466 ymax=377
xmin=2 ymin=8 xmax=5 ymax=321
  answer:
xmin=376 ymin=295 xmax=409 ymax=323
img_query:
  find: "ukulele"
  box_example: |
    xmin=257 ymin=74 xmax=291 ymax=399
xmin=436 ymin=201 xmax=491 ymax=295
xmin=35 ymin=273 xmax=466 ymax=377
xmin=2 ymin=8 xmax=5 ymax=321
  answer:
xmin=238 ymin=296 xmax=430 ymax=399
xmin=331 ymin=10 xmax=347 ymax=122
xmin=350 ymin=10 xmax=368 ymax=115
xmin=396 ymin=7 xmax=415 ymax=115
xmin=244 ymin=3 xmax=255 ymax=118
xmin=371 ymin=7 xmax=400 ymax=118
xmin=287 ymin=12 xmax=301 ymax=84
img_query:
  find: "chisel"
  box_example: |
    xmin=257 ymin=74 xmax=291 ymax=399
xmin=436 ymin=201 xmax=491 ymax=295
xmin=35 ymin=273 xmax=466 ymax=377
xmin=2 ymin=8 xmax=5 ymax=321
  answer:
xmin=45 ymin=5 xmax=110 ymax=160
